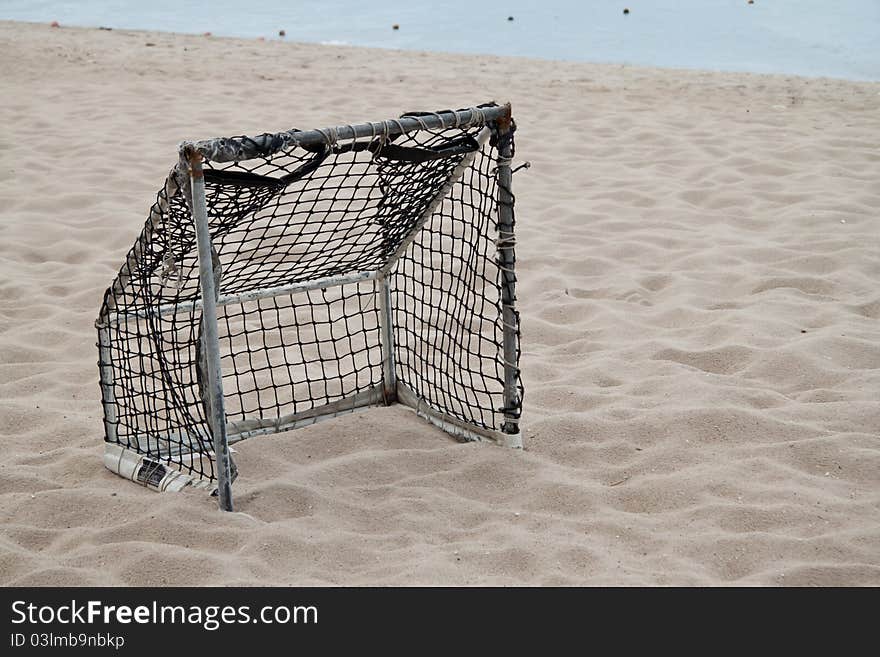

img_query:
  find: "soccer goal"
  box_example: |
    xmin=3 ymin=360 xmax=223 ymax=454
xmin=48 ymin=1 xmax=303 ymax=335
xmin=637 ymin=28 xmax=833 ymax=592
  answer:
xmin=96 ymin=103 xmax=523 ymax=510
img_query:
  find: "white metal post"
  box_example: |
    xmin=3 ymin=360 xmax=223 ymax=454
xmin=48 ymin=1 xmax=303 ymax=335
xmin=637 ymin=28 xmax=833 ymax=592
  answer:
xmin=377 ymin=274 xmax=397 ymax=403
xmin=186 ymin=148 xmax=234 ymax=511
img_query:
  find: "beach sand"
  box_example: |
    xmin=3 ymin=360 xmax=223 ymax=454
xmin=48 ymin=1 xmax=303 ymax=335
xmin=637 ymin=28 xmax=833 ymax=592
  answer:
xmin=1 ymin=21 xmax=878 ymax=586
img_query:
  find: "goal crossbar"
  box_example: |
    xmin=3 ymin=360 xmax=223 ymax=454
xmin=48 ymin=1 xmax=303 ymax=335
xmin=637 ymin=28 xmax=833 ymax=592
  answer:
xmin=186 ymin=105 xmax=511 ymax=163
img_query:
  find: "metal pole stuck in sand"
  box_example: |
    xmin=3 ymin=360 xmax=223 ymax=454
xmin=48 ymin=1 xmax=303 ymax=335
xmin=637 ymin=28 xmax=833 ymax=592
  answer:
xmin=494 ymin=105 xmax=523 ymax=447
xmin=186 ymin=147 xmax=234 ymax=511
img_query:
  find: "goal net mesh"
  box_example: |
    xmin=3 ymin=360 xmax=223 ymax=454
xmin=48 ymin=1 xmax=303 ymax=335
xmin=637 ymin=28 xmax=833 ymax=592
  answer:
xmin=97 ymin=106 xmax=522 ymax=483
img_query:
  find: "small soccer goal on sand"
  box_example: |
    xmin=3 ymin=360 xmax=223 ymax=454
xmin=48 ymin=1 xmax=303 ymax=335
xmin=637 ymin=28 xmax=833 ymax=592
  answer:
xmin=96 ymin=103 xmax=523 ymax=511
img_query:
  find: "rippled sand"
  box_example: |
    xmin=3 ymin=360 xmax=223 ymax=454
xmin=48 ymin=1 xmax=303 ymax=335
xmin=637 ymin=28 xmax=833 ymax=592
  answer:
xmin=1 ymin=21 xmax=878 ymax=585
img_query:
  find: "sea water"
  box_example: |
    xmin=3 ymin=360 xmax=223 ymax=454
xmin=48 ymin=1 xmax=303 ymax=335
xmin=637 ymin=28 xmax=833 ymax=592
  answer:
xmin=2 ymin=0 xmax=878 ymax=80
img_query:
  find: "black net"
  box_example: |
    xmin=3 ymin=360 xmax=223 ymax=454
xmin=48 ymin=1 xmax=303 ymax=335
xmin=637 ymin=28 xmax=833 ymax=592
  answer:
xmin=97 ymin=108 xmax=522 ymax=483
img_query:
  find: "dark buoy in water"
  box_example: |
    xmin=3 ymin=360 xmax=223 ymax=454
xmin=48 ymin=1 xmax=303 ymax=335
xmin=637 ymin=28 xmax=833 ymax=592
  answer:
xmin=278 ymin=29 xmax=286 ymax=37
xmin=508 ymin=16 xmax=514 ymax=21
xmin=623 ymin=8 xmax=630 ymax=15
xmin=748 ymin=0 xmax=754 ymax=4
xmin=392 ymin=24 xmax=400 ymax=30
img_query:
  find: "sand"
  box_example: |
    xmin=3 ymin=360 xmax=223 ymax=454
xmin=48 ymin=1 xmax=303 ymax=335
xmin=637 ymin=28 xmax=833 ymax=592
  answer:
xmin=1 ymin=21 xmax=878 ymax=586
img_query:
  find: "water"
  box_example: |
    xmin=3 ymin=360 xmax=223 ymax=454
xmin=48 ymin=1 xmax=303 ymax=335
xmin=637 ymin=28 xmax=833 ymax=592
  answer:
xmin=2 ymin=0 xmax=878 ymax=80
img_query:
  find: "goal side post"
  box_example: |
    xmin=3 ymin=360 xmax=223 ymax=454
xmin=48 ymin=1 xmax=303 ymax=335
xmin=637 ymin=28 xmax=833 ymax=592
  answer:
xmin=185 ymin=146 xmax=234 ymax=511
xmin=495 ymin=110 xmax=523 ymax=446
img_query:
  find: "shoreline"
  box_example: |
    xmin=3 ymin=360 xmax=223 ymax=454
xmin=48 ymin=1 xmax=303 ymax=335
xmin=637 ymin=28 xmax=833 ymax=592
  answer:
xmin=2 ymin=19 xmax=878 ymax=85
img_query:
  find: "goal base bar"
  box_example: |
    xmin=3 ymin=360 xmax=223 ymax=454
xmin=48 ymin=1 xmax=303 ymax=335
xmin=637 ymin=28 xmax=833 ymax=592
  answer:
xmin=226 ymin=386 xmax=386 ymax=443
xmin=397 ymin=383 xmax=522 ymax=448
xmin=104 ymin=385 xmax=519 ymax=494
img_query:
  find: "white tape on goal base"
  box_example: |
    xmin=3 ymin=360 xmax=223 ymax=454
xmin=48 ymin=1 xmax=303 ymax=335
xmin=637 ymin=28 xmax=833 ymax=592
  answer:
xmin=103 ymin=443 xmax=215 ymax=492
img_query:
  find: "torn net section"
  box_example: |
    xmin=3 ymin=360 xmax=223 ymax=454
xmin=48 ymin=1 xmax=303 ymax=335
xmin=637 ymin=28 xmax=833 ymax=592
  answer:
xmin=97 ymin=113 xmax=521 ymax=482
